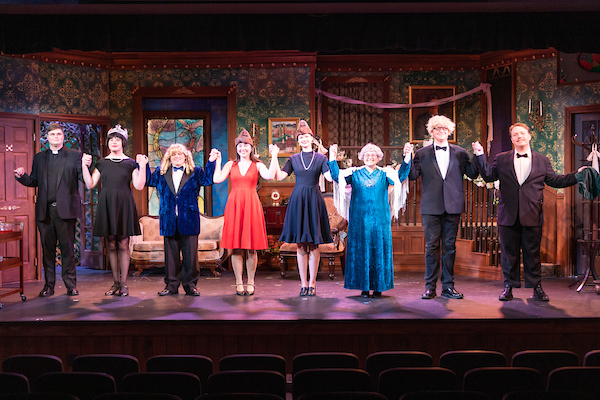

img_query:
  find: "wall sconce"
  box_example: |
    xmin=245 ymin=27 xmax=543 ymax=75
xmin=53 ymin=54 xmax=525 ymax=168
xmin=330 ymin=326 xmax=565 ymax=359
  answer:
xmin=528 ymin=98 xmax=545 ymax=132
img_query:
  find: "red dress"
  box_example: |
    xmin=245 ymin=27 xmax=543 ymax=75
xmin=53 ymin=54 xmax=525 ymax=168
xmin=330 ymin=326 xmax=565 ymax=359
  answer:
xmin=220 ymin=162 xmax=268 ymax=250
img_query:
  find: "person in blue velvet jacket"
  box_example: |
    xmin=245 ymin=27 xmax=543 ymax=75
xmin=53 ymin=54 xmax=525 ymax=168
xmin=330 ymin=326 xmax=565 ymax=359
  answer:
xmin=147 ymin=143 xmax=219 ymax=296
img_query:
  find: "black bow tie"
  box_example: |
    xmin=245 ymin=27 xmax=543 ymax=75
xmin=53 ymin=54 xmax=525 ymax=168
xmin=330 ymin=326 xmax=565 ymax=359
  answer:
xmin=516 ymin=153 xmax=528 ymax=158
xmin=435 ymin=146 xmax=447 ymax=151
xmin=173 ymin=166 xmax=184 ymax=172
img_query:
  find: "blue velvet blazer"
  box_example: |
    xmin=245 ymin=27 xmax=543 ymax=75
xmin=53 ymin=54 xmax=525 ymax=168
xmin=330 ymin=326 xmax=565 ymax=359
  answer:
xmin=146 ymin=161 xmax=215 ymax=236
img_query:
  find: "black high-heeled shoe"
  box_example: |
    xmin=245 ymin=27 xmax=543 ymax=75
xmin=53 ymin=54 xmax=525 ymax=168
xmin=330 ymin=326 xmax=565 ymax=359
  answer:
xmin=236 ymin=285 xmax=246 ymax=296
xmin=299 ymin=287 xmax=308 ymax=297
xmin=118 ymin=285 xmax=129 ymax=297
xmin=308 ymin=287 xmax=316 ymax=296
xmin=105 ymin=283 xmax=119 ymax=296
xmin=246 ymin=284 xmax=255 ymax=296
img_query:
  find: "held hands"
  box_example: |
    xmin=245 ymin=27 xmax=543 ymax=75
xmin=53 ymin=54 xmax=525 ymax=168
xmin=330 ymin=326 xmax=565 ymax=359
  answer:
xmin=472 ymin=141 xmax=485 ymax=156
xmin=209 ymin=148 xmax=221 ymax=162
xmin=403 ymin=142 xmax=414 ymax=157
xmin=82 ymin=153 xmax=93 ymax=168
xmin=329 ymin=144 xmax=338 ymax=162
xmin=14 ymin=167 xmax=25 ymax=178
xmin=135 ymin=154 xmax=148 ymax=166
xmin=269 ymin=144 xmax=280 ymax=157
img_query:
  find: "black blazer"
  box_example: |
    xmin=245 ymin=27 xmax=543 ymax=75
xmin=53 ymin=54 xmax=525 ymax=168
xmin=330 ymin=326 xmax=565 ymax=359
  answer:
xmin=16 ymin=147 xmax=83 ymax=221
xmin=474 ymin=150 xmax=577 ymax=227
xmin=407 ymin=144 xmax=479 ymax=215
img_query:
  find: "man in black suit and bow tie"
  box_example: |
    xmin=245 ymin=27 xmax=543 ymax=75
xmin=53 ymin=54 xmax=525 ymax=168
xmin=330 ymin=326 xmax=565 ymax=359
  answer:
xmin=403 ymin=115 xmax=479 ymax=300
xmin=473 ymin=123 xmax=583 ymax=301
xmin=14 ymin=123 xmax=87 ymax=297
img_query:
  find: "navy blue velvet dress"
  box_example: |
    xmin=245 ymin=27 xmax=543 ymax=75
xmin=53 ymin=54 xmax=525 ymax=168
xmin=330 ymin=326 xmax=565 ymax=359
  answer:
xmin=279 ymin=151 xmax=333 ymax=245
xmin=329 ymin=161 xmax=410 ymax=292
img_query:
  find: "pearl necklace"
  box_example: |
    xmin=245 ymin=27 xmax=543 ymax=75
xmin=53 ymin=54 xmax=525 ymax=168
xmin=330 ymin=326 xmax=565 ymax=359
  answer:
xmin=301 ymin=151 xmax=315 ymax=170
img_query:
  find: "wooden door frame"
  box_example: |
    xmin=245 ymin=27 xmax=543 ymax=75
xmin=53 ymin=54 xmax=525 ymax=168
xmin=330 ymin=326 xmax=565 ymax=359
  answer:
xmin=564 ymin=104 xmax=600 ymax=275
xmin=132 ymin=86 xmax=237 ymax=216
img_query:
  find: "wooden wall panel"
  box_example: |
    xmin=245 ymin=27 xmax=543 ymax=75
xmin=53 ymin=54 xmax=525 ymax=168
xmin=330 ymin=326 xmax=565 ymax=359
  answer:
xmin=2 ymin=320 xmax=599 ymax=373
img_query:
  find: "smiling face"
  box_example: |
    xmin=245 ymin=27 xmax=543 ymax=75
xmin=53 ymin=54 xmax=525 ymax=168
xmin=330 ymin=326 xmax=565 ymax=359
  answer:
xmin=510 ymin=125 xmax=531 ymax=152
xmin=47 ymin=128 xmax=65 ymax=150
xmin=297 ymin=133 xmax=313 ymax=150
xmin=108 ymin=136 xmax=123 ymax=154
xmin=170 ymin=150 xmax=186 ymax=167
xmin=362 ymin=151 xmax=380 ymax=168
xmin=236 ymin=142 xmax=253 ymax=159
xmin=430 ymin=125 xmax=451 ymax=144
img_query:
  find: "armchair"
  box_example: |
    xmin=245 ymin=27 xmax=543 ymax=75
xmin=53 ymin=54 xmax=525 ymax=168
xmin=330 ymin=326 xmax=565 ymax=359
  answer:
xmin=130 ymin=214 xmax=227 ymax=277
xmin=279 ymin=193 xmax=347 ymax=279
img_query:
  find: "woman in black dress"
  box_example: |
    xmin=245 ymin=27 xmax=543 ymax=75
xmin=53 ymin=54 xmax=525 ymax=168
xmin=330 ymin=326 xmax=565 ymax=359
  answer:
xmin=275 ymin=120 xmax=333 ymax=297
xmin=82 ymin=125 xmax=147 ymax=296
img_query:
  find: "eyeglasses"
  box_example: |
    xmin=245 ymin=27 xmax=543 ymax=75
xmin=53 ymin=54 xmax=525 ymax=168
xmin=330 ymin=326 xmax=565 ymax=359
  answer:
xmin=433 ymin=127 xmax=449 ymax=132
xmin=171 ymin=152 xmax=184 ymax=157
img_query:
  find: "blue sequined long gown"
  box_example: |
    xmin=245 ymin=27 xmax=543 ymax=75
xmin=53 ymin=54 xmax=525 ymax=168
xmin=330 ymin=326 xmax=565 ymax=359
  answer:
xmin=329 ymin=161 xmax=410 ymax=292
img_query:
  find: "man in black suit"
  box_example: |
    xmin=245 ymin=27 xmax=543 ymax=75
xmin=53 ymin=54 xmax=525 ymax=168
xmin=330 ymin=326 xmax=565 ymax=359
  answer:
xmin=403 ymin=115 xmax=479 ymax=299
xmin=472 ymin=123 xmax=583 ymax=301
xmin=14 ymin=123 xmax=87 ymax=297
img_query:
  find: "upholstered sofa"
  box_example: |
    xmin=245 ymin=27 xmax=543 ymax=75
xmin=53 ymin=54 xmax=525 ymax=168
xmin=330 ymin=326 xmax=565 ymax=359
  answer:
xmin=130 ymin=214 xmax=227 ymax=276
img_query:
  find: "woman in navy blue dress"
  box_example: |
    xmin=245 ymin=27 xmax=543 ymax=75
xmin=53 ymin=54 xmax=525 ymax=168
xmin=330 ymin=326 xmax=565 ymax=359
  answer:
xmin=275 ymin=120 xmax=333 ymax=297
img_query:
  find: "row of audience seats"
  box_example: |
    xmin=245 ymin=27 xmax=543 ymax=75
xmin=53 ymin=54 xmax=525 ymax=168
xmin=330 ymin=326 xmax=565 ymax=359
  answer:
xmin=2 ymin=350 xmax=600 ymax=400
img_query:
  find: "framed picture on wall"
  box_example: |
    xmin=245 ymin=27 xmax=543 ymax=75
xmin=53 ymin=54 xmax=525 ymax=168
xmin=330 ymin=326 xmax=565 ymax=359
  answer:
xmin=409 ymin=85 xmax=456 ymax=143
xmin=268 ymin=117 xmax=300 ymax=156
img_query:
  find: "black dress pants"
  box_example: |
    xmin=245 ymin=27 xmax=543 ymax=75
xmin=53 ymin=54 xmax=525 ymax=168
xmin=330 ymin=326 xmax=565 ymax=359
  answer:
xmin=36 ymin=204 xmax=77 ymax=290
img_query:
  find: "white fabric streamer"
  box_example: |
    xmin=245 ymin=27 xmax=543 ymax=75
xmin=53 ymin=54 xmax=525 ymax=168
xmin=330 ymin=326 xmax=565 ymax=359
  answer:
xmin=587 ymin=143 xmax=600 ymax=173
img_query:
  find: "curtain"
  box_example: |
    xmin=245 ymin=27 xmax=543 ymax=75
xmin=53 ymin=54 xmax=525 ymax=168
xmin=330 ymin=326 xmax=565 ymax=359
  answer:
xmin=326 ymin=82 xmax=385 ymax=161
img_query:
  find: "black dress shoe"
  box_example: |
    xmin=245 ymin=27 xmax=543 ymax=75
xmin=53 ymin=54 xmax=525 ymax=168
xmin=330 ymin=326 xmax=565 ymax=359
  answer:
xmin=39 ymin=287 xmax=54 ymax=297
xmin=185 ymin=288 xmax=200 ymax=296
xmin=308 ymin=287 xmax=316 ymax=297
xmin=361 ymin=291 xmax=370 ymax=298
xmin=421 ymin=288 xmax=436 ymax=299
xmin=373 ymin=291 xmax=382 ymax=297
xmin=441 ymin=287 xmax=464 ymax=299
xmin=299 ymin=287 xmax=308 ymax=297
xmin=158 ymin=288 xmax=178 ymax=296
xmin=531 ymin=285 xmax=549 ymax=301
xmin=499 ymin=285 xmax=513 ymax=301
xmin=67 ymin=288 xmax=79 ymax=296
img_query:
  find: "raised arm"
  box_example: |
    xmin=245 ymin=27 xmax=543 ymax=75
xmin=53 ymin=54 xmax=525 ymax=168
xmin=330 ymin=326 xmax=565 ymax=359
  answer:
xmin=258 ymin=144 xmax=280 ymax=180
xmin=212 ymin=149 xmax=233 ymax=184
xmin=472 ymin=141 xmax=498 ymax=182
xmin=81 ymin=154 xmax=101 ymax=189
xmin=132 ymin=154 xmax=148 ymax=190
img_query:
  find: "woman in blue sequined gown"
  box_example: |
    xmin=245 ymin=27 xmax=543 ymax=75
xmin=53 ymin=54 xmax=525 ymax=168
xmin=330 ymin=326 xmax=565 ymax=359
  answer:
xmin=328 ymin=143 xmax=411 ymax=298
xmin=276 ymin=120 xmax=333 ymax=297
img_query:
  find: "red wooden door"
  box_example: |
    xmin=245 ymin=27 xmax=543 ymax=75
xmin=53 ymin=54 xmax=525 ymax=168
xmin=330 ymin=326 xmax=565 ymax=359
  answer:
xmin=0 ymin=116 xmax=38 ymax=282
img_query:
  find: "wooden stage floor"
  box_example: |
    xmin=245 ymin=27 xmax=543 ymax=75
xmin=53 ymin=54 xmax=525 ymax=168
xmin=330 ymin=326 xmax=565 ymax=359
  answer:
xmin=0 ymin=267 xmax=598 ymax=322
xmin=2 ymin=267 xmax=600 ymax=369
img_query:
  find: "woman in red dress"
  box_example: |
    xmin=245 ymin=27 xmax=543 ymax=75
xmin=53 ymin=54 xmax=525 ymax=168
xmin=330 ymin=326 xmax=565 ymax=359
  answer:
xmin=213 ymin=129 xmax=279 ymax=295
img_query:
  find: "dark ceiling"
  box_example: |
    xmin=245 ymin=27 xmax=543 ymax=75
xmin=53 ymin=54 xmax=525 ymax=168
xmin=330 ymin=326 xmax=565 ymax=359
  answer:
xmin=1 ymin=1 xmax=599 ymax=55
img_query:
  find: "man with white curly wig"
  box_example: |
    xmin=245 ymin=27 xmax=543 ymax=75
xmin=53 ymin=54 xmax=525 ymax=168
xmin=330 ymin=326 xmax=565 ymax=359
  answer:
xmin=402 ymin=115 xmax=479 ymax=300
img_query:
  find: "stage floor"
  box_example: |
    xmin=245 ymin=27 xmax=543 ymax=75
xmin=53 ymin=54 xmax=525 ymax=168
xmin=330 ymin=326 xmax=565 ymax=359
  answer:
xmin=0 ymin=267 xmax=599 ymax=322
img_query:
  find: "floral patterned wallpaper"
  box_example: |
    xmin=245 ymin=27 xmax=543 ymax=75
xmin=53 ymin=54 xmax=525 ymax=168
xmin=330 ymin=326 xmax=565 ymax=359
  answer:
xmin=0 ymin=56 xmax=109 ymax=116
xmin=516 ymin=58 xmax=600 ymax=174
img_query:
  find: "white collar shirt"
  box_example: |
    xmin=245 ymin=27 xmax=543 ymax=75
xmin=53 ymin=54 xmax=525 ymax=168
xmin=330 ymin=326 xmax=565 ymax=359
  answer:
xmin=434 ymin=141 xmax=450 ymax=179
xmin=514 ymin=149 xmax=532 ymax=185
